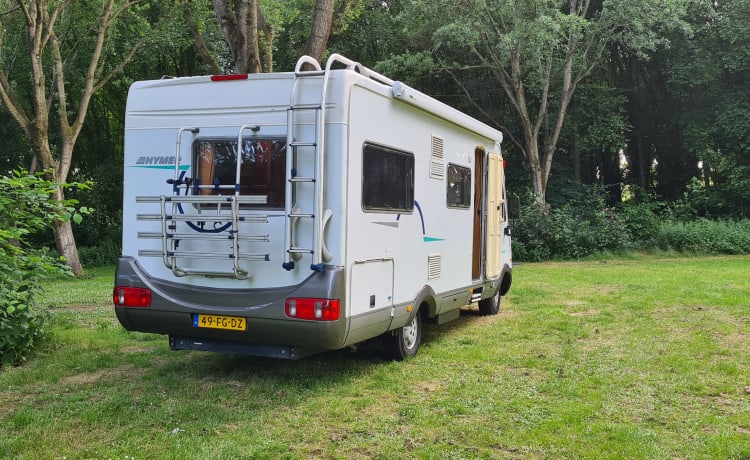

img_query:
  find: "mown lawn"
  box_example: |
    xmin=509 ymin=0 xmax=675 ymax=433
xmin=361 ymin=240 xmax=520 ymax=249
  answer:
xmin=1 ymin=256 xmax=749 ymax=459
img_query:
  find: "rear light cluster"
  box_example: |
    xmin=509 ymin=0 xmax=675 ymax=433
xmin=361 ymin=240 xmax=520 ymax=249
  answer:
xmin=113 ymin=286 xmax=152 ymax=307
xmin=285 ymin=298 xmax=340 ymax=321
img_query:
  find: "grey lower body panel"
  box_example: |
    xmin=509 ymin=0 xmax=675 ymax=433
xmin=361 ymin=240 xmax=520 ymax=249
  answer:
xmin=114 ymin=257 xmax=347 ymax=357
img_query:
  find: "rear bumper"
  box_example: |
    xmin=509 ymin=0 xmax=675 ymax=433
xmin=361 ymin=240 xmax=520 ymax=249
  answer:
xmin=114 ymin=257 xmax=347 ymax=352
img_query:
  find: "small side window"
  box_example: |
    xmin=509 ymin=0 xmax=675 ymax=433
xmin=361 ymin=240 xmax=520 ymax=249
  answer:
xmin=362 ymin=143 xmax=414 ymax=212
xmin=447 ymin=164 xmax=471 ymax=208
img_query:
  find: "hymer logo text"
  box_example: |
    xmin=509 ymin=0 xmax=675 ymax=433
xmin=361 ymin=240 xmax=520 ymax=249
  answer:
xmin=136 ymin=156 xmax=176 ymax=165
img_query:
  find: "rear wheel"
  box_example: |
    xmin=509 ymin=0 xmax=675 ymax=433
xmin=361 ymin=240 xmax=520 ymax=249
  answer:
xmin=478 ymin=289 xmax=500 ymax=316
xmin=383 ymin=311 xmax=422 ymax=360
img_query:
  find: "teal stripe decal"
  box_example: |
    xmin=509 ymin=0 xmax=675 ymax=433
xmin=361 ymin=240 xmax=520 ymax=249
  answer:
xmin=423 ymin=236 xmax=444 ymax=242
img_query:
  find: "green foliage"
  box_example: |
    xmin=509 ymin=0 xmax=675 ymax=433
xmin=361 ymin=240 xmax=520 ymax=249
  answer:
xmin=618 ymin=200 xmax=665 ymax=248
xmin=78 ymin=240 xmax=122 ymax=268
xmin=513 ymin=183 xmax=750 ymax=262
xmin=657 ymin=0 xmax=750 ymax=212
xmin=512 ymin=187 xmax=631 ymax=262
xmin=655 ymin=219 xmax=750 ymax=255
xmin=0 ymin=170 xmax=88 ymax=367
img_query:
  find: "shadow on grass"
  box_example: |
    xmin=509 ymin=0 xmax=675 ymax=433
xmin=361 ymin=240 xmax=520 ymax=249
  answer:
xmin=132 ymin=306 xmax=491 ymax=394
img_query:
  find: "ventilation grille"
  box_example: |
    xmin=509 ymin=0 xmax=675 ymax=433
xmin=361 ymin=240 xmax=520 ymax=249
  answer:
xmin=430 ymin=135 xmax=445 ymax=179
xmin=428 ymin=253 xmax=442 ymax=280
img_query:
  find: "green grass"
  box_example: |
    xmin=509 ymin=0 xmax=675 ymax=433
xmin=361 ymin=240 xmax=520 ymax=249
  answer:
xmin=2 ymin=256 xmax=749 ymax=459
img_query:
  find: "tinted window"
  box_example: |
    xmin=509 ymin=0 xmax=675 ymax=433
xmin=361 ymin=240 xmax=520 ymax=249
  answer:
xmin=362 ymin=143 xmax=414 ymax=212
xmin=447 ymin=164 xmax=471 ymax=208
xmin=193 ymin=138 xmax=286 ymax=208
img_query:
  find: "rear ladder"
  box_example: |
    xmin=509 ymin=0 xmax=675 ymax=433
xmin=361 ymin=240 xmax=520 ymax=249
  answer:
xmin=282 ymin=54 xmax=369 ymax=272
xmin=282 ymin=57 xmax=326 ymax=272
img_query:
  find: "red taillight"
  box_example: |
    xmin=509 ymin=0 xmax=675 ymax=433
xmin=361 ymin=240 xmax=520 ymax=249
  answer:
xmin=503 ymin=159 xmax=507 ymax=168
xmin=210 ymin=74 xmax=248 ymax=81
xmin=113 ymin=286 xmax=152 ymax=307
xmin=285 ymin=298 xmax=340 ymax=321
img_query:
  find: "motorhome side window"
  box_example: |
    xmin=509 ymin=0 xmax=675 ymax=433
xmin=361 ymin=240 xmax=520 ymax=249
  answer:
xmin=446 ymin=164 xmax=471 ymax=208
xmin=362 ymin=143 xmax=414 ymax=212
xmin=193 ymin=138 xmax=286 ymax=208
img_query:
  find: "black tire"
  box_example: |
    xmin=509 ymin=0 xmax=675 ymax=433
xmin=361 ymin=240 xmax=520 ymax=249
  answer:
xmin=383 ymin=311 xmax=422 ymax=360
xmin=477 ymin=288 xmax=501 ymax=316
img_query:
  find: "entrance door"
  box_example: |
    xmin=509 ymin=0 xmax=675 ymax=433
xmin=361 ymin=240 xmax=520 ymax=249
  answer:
xmin=485 ymin=153 xmax=504 ymax=278
xmin=472 ymin=149 xmax=484 ymax=280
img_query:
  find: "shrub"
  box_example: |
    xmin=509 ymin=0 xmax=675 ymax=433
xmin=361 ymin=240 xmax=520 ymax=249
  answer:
xmin=618 ymin=200 xmax=665 ymax=249
xmin=656 ymin=219 xmax=750 ymax=254
xmin=78 ymin=240 xmax=121 ymax=268
xmin=0 ymin=170 xmax=88 ymax=367
xmin=512 ymin=189 xmax=630 ymax=261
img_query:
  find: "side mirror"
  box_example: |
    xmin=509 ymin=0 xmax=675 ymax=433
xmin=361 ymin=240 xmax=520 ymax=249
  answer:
xmin=508 ymin=194 xmax=520 ymax=220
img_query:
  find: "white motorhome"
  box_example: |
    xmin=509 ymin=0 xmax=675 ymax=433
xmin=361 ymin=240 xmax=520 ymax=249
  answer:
xmin=113 ymin=54 xmax=512 ymax=360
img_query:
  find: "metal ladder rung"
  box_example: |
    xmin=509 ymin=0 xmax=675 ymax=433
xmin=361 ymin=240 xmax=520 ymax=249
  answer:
xmin=136 ymin=195 xmax=267 ymax=205
xmin=290 ymin=104 xmax=321 ymax=110
xmin=288 ymin=247 xmax=314 ymax=254
xmin=290 ymin=141 xmax=317 ymax=148
xmin=289 ymin=177 xmax=315 ymax=183
xmin=173 ymin=269 xmax=248 ymax=279
xmin=137 ymin=214 xmax=269 ymax=223
xmin=137 ymin=232 xmax=269 ymax=242
xmin=139 ymin=250 xmax=269 ymax=261
xmin=171 ymin=184 xmax=236 ymax=191
xmin=289 ymin=212 xmax=314 ymax=218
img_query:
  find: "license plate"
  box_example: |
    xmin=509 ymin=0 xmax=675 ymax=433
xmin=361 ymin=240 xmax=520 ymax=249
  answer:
xmin=193 ymin=314 xmax=246 ymax=331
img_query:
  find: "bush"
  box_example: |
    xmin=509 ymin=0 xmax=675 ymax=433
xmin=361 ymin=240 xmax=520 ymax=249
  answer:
xmin=618 ymin=200 xmax=666 ymax=249
xmin=655 ymin=219 xmax=750 ymax=254
xmin=0 ymin=250 xmax=54 ymax=366
xmin=511 ymin=187 xmax=750 ymax=261
xmin=0 ymin=170 xmax=87 ymax=367
xmin=78 ymin=240 xmax=121 ymax=268
xmin=512 ymin=188 xmax=631 ymax=262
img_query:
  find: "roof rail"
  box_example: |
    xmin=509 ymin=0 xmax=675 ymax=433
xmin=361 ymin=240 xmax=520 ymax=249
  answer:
xmin=294 ymin=55 xmax=322 ymax=73
xmin=292 ymin=53 xmax=395 ymax=88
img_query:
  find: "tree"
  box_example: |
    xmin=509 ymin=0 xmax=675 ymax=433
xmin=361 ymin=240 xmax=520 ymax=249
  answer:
xmin=0 ymin=0 xmax=151 ymax=275
xmin=389 ymin=0 xmax=689 ymax=203
xmin=300 ymin=0 xmax=335 ymax=63
xmin=207 ymin=0 xmax=269 ymax=72
xmin=659 ymin=0 xmax=750 ymax=216
xmin=185 ymin=0 xmax=362 ymax=74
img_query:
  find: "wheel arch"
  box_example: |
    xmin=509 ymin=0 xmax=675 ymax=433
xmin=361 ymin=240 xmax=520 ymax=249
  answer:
xmin=499 ymin=265 xmax=512 ymax=296
xmin=413 ymin=285 xmax=437 ymax=320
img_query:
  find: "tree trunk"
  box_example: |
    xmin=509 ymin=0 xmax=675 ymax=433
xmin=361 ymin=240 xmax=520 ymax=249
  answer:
xmin=211 ymin=0 xmax=262 ymax=73
xmin=53 ymin=217 xmax=83 ymax=276
xmin=302 ymin=0 xmax=335 ymax=63
xmin=525 ymin=136 xmax=546 ymax=202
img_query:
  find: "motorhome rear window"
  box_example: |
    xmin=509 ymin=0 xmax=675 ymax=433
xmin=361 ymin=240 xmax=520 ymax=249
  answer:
xmin=362 ymin=143 xmax=414 ymax=212
xmin=192 ymin=138 xmax=286 ymax=208
xmin=447 ymin=164 xmax=471 ymax=208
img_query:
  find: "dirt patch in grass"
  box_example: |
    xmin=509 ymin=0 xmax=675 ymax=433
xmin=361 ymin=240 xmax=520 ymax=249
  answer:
xmin=120 ymin=345 xmax=156 ymax=354
xmin=49 ymin=304 xmax=106 ymax=312
xmin=721 ymin=333 xmax=750 ymax=352
xmin=0 ymin=390 xmax=32 ymax=419
xmin=569 ymin=309 xmax=599 ymax=317
xmin=59 ymin=364 xmax=145 ymax=387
